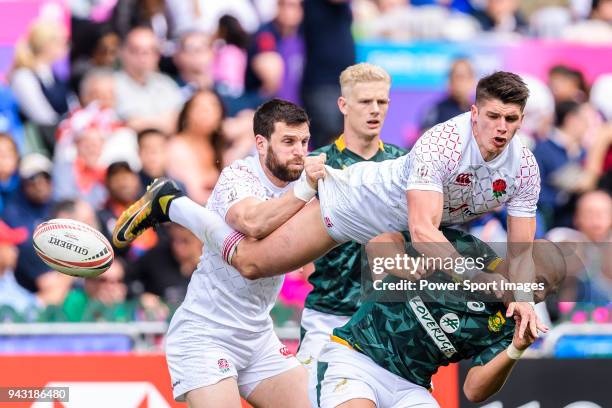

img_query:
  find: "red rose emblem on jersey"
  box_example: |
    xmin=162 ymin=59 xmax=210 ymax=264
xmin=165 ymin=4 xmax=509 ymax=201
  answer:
xmin=279 ymin=346 xmax=292 ymax=358
xmin=492 ymin=179 xmax=507 ymax=198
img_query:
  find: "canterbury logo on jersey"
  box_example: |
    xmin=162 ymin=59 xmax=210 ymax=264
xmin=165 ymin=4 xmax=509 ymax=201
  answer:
xmin=408 ymin=296 xmax=457 ymax=358
xmin=454 ymin=173 xmax=472 ymax=186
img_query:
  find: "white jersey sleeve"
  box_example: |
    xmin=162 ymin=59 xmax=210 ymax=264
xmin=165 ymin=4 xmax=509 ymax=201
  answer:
xmin=207 ymin=161 xmax=267 ymax=219
xmin=406 ymin=123 xmax=463 ymax=193
xmin=506 ymin=146 xmax=540 ymax=218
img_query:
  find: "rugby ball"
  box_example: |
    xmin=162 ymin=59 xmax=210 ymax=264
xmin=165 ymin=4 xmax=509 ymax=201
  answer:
xmin=33 ymin=219 xmax=114 ymax=278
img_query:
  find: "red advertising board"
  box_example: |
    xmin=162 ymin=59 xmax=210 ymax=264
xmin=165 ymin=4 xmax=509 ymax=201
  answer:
xmin=0 ymin=354 xmax=457 ymax=407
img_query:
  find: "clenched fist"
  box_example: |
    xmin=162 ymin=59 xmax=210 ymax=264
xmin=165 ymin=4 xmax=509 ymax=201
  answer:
xmin=304 ymin=153 xmax=327 ymax=189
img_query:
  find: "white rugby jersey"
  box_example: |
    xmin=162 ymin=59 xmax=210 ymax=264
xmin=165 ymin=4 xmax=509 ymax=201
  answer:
xmin=179 ymin=155 xmax=289 ymax=332
xmin=319 ymin=112 xmax=540 ymax=244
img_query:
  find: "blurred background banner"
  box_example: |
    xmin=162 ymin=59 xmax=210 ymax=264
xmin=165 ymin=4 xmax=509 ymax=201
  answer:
xmin=358 ymin=40 xmax=612 ymax=146
xmin=0 ymin=0 xmax=70 ymax=81
xmin=459 ymin=358 xmax=612 ymax=407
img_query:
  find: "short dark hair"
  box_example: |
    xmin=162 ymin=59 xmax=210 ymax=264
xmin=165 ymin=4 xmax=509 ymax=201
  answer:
xmin=548 ymin=64 xmax=587 ymax=100
xmin=51 ymin=199 xmax=77 ymax=218
xmin=555 ymin=100 xmax=582 ymax=127
xmin=105 ymin=161 xmax=134 ymax=182
xmin=475 ymin=71 xmax=530 ymax=111
xmin=137 ymin=128 xmax=166 ymax=145
xmin=253 ymin=99 xmax=309 ymax=140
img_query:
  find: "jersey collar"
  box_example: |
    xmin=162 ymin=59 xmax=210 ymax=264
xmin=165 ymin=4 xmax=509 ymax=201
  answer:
xmin=334 ymin=134 xmax=385 ymax=153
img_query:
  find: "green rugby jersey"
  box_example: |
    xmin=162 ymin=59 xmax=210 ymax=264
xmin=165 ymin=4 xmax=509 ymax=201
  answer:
xmin=305 ymin=135 xmax=407 ymax=316
xmin=333 ymin=229 xmax=514 ymax=389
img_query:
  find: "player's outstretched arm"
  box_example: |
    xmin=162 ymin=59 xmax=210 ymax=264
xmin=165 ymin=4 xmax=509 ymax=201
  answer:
xmin=463 ymin=315 xmax=536 ymax=403
xmin=506 ymin=215 xmax=548 ymax=339
xmin=225 ymin=154 xmax=326 ymax=239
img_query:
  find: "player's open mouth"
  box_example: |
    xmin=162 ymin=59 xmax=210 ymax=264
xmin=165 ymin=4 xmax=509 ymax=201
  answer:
xmin=367 ymin=120 xmax=380 ymax=128
xmin=492 ymin=137 xmax=506 ymax=147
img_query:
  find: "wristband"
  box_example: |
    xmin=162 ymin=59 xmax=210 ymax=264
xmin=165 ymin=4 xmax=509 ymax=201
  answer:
xmin=293 ymin=177 xmax=317 ymax=202
xmin=513 ymin=290 xmax=534 ymax=303
xmin=506 ymin=343 xmax=525 ymax=360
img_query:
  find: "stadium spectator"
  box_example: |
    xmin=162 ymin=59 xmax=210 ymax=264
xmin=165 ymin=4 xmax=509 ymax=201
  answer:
xmin=167 ymin=89 xmax=224 ymax=203
xmin=562 ymin=0 xmax=612 ymax=43
xmin=172 ymin=31 xmax=214 ymax=99
xmin=212 ymin=14 xmax=250 ymax=111
xmin=56 ymin=70 xmax=140 ymax=170
xmin=548 ymin=191 xmax=611 ymax=311
xmin=301 ymin=0 xmax=354 ymax=148
xmin=97 ymin=161 xmax=158 ymax=260
xmin=354 ymin=0 xmax=480 ymax=41
xmin=62 ymin=259 xmax=133 ymax=322
xmin=244 ymin=0 xmax=304 ymax=105
xmin=527 ymin=5 xmax=572 ymax=39
xmin=220 ymin=109 xmax=258 ymax=166
xmin=9 ymin=20 xmax=70 ymax=127
xmin=547 ymin=65 xmax=588 ymax=104
xmin=471 ymin=0 xmax=527 ymax=35
xmin=574 ymin=190 xmax=612 ymax=244
xmin=53 ymin=125 xmax=108 ymax=209
xmin=0 ymin=85 xmax=24 ymax=153
xmin=112 ymin=0 xmax=175 ymax=44
xmin=114 ymin=27 xmax=183 ymax=135
xmin=70 ymin=26 xmax=121 ymax=93
xmin=520 ymin=74 xmax=556 ymax=143
xmin=420 ymin=58 xmax=475 ymax=132
xmin=167 ymin=0 xmax=261 ymax=35
xmin=0 ymin=133 xmax=20 ymax=214
xmin=2 ymin=153 xmax=54 ymax=235
xmin=590 ymin=73 xmax=612 ymax=121
xmin=137 ymin=128 xmax=170 ymax=188
xmin=127 ymin=224 xmax=199 ymax=311
xmin=78 ymin=67 xmax=116 ymax=110
xmin=0 ymin=221 xmax=39 ymax=321
xmin=534 ymin=100 xmax=589 ymax=229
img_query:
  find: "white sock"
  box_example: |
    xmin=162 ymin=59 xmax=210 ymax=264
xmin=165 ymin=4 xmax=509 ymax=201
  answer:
xmin=168 ymin=196 xmax=244 ymax=263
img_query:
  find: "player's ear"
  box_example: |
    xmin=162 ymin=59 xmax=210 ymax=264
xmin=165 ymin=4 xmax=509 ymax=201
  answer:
xmin=470 ymin=104 xmax=478 ymax=124
xmin=338 ymin=96 xmax=347 ymax=115
xmin=254 ymin=134 xmax=268 ymax=155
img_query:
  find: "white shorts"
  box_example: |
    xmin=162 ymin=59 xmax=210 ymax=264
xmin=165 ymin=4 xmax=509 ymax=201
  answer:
xmin=166 ymin=311 xmax=300 ymax=401
xmin=318 ymin=164 xmax=408 ymax=245
xmin=318 ymin=342 xmax=439 ymax=408
xmin=296 ymin=308 xmax=351 ymax=407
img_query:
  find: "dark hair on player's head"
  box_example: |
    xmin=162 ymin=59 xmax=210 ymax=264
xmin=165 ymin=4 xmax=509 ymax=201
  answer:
xmin=475 ymin=71 xmax=530 ymax=111
xmin=253 ymin=99 xmax=309 ymax=140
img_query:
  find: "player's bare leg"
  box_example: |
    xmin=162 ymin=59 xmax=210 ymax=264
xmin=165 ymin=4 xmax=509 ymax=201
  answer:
xmin=247 ymin=366 xmax=310 ymax=408
xmin=229 ymin=199 xmax=338 ymax=279
xmin=113 ymin=181 xmax=339 ymax=279
xmin=337 ymin=399 xmax=377 ymax=408
xmin=185 ymin=378 xmax=242 ymax=408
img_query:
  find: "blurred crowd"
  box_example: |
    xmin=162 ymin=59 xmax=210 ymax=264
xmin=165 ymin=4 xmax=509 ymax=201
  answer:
xmin=0 ymin=0 xmax=610 ymax=326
